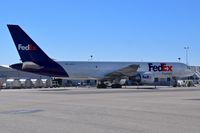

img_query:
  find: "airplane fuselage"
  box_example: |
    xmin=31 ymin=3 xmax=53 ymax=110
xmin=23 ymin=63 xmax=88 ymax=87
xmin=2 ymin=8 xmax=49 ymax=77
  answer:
xmin=57 ymin=61 xmax=193 ymax=79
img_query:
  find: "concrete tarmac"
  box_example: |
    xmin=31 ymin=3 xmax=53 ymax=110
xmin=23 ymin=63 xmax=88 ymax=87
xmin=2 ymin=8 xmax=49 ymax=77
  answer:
xmin=0 ymin=86 xmax=200 ymax=133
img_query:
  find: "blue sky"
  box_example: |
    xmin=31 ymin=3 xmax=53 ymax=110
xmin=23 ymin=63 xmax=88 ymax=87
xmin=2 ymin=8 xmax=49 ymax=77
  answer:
xmin=0 ymin=0 xmax=200 ymax=65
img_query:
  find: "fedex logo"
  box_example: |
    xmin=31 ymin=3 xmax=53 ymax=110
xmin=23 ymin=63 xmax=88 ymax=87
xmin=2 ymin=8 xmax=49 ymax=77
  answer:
xmin=148 ymin=63 xmax=172 ymax=72
xmin=18 ymin=44 xmax=36 ymax=51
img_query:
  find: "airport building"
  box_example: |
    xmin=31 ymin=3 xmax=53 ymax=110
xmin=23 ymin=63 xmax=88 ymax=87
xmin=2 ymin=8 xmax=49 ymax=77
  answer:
xmin=0 ymin=65 xmax=51 ymax=89
xmin=188 ymin=66 xmax=200 ymax=83
xmin=190 ymin=66 xmax=200 ymax=77
xmin=0 ymin=65 xmax=49 ymax=79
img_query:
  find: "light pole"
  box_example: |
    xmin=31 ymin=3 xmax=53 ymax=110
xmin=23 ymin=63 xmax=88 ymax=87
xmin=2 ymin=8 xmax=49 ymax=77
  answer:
xmin=184 ymin=46 xmax=189 ymax=65
xmin=178 ymin=57 xmax=181 ymax=62
xmin=90 ymin=55 xmax=93 ymax=61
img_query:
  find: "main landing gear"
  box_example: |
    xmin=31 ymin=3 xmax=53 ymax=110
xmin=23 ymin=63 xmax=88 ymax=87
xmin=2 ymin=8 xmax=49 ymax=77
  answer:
xmin=97 ymin=81 xmax=122 ymax=89
xmin=111 ymin=84 xmax=122 ymax=88
xmin=97 ymin=81 xmax=107 ymax=88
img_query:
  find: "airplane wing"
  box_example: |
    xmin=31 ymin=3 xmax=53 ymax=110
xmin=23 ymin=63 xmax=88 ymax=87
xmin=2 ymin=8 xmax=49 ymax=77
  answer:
xmin=105 ymin=64 xmax=140 ymax=80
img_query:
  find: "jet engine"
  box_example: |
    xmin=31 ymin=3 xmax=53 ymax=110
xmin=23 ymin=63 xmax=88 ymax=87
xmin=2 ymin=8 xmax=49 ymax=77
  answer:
xmin=129 ymin=72 xmax=155 ymax=85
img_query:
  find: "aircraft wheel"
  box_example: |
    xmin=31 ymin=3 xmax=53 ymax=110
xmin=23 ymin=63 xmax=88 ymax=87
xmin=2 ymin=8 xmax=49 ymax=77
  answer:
xmin=111 ymin=84 xmax=122 ymax=88
xmin=97 ymin=83 xmax=107 ymax=89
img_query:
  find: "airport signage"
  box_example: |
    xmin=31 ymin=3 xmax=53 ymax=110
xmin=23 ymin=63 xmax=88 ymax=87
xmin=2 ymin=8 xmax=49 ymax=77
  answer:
xmin=148 ymin=63 xmax=172 ymax=72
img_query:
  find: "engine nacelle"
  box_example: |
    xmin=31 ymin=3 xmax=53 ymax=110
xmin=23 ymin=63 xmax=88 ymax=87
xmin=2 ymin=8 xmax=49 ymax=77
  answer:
xmin=130 ymin=72 xmax=155 ymax=85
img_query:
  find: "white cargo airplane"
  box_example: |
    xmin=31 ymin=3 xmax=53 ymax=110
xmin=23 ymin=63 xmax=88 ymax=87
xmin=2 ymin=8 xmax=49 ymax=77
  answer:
xmin=7 ymin=25 xmax=194 ymax=88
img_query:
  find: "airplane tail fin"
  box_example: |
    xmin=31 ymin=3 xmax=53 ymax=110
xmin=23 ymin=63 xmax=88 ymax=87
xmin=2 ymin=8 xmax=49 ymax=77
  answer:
xmin=7 ymin=25 xmax=69 ymax=77
xmin=7 ymin=25 xmax=53 ymax=65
